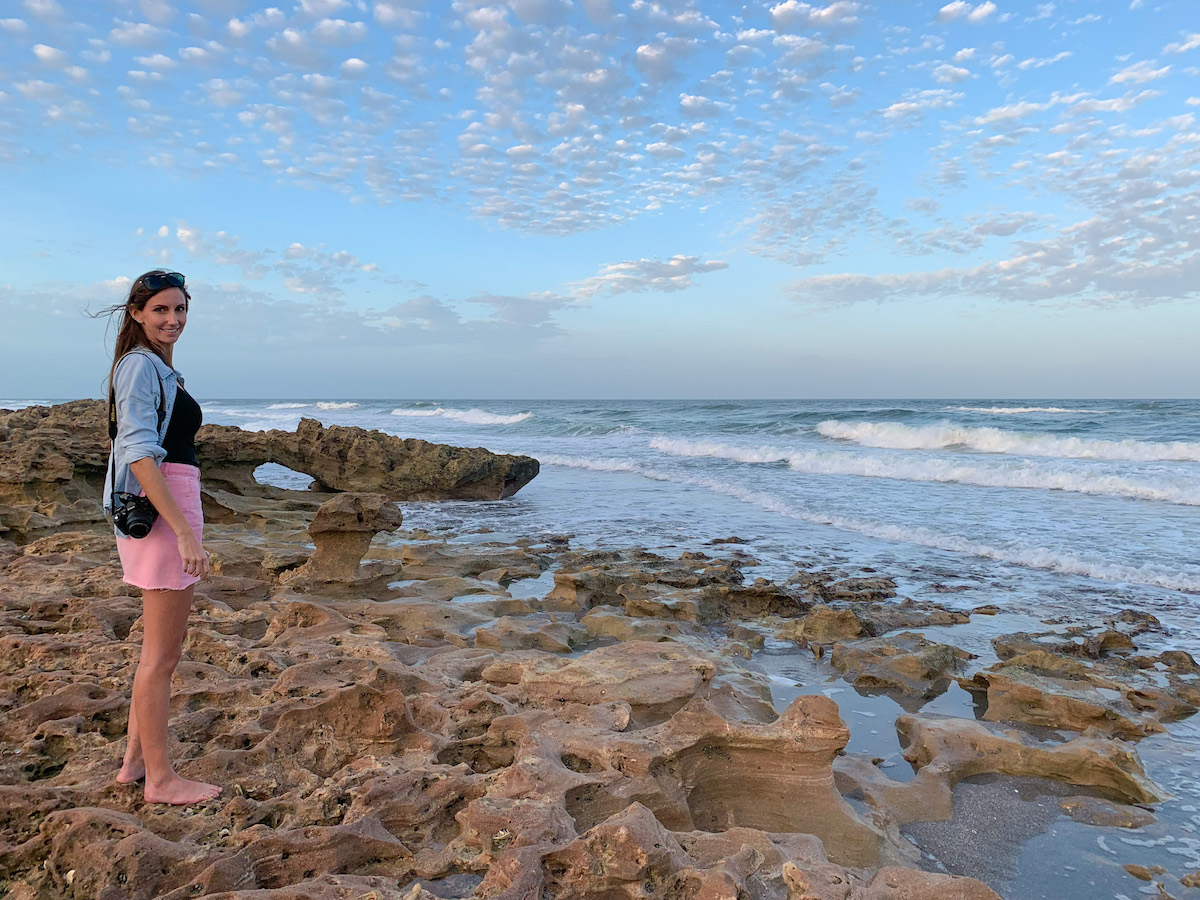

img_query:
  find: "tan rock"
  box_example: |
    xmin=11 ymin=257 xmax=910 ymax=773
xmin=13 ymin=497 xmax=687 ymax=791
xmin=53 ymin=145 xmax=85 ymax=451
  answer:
xmin=581 ymin=606 xmax=686 ymax=642
xmin=897 ymin=714 xmax=1166 ymax=805
xmin=279 ymin=492 xmax=403 ymax=584
xmin=781 ymin=605 xmax=864 ymax=644
xmin=966 ymin=649 xmax=1195 ymax=739
xmin=200 ymin=417 xmax=539 ymax=500
xmin=830 ymin=632 xmax=973 ymax=698
xmin=517 ymin=641 xmax=717 ymax=727
xmin=473 ymin=616 xmax=587 ymax=653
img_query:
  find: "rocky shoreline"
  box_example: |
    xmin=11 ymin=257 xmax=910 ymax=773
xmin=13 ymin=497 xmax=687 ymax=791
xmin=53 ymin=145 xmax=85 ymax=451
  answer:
xmin=2 ymin=404 xmax=1199 ymax=899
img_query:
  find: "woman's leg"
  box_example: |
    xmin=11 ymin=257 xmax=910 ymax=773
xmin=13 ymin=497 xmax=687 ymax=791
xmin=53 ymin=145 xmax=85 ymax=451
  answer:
xmin=124 ymin=584 xmax=221 ymax=804
xmin=116 ymin=698 xmax=142 ymax=782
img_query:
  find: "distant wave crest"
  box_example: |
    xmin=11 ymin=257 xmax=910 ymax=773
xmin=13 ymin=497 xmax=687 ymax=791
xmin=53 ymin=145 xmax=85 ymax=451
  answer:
xmin=817 ymin=420 xmax=1200 ymax=462
xmin=649 ymin=438 xmax=1200 ymax=506
xmin=316 ymin=401 xmax=359 ymax=410
xmin=945 ymin=406 xmax=1101 ymax=414
xmin=391 ymin=406 xmax=533 ymax=426
xmin=267 ymin=402 xmax=308 ymax=409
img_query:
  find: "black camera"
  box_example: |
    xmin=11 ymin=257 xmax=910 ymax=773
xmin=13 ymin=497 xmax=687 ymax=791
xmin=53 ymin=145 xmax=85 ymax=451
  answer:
xmin=113 ymin=492 xmax=159 ymax=538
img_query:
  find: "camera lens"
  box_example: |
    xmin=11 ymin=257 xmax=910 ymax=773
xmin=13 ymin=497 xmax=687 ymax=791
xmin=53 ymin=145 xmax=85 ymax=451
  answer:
xmin=127 ymin=517 xmax=154 ymax=539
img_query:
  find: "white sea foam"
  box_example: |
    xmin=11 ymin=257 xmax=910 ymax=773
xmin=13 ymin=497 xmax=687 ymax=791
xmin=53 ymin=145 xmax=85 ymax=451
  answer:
xmin=543 ymin=453 xmax=1200 ymax=593
xmin=391 ymin=407 xmax=533 ymax=425
xmin=0 ymin=400 xmax=53 ymax=410
xmin=267 ymin=402 xmax=309 ymax=409
xmin=541 ymin=454 xmax=641 ymax=473
xmin=817 ymin=420 xmax=1200 ymax=462
xmin=648 ymin=437 xmax=1200 ymax=506
xmin=316 ymin=401 xmax=359 ymax=410
xmin=944 ymin=406 xmax=1101 ymax=414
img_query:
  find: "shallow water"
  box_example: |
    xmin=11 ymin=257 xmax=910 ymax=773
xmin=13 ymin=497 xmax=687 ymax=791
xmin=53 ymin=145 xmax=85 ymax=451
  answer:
xmin=755 ymin=622 xmax=1200 ymax=899
xmin=205 ymin=399 xmax=1200 ymax=603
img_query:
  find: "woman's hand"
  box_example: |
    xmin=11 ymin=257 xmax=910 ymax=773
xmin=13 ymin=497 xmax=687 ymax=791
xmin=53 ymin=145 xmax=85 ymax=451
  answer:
xmin=177 ymin=531 xmax=210 ymax=579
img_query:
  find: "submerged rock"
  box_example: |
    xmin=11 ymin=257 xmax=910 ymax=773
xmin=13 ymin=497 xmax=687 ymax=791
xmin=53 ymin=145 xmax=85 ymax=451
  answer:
xmin=830 ymin=632 xmax=974 ymax=698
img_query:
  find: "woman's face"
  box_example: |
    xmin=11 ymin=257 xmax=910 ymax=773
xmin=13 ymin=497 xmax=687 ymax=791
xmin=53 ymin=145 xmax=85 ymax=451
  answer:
xmin=132 ymin=287 xmax=188 ymax=346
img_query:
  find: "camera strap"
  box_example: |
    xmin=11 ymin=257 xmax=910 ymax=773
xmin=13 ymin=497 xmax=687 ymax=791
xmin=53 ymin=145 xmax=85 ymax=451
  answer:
xmin=108 ymin=355 xmax=168 ymax=516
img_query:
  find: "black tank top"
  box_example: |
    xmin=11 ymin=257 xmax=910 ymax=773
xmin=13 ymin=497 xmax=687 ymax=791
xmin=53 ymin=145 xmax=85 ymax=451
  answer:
xmin=163 ymin=385 xmax=201 ymax=466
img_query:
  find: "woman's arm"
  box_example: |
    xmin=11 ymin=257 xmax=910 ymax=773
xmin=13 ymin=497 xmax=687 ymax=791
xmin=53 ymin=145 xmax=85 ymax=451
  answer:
xmin=129 ymin=457 xmax=209 ymax=579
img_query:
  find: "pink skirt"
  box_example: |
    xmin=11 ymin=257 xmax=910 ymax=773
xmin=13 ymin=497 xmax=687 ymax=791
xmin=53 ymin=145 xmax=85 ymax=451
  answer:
xmin=116 ymin=463 xmax=204 ymax=591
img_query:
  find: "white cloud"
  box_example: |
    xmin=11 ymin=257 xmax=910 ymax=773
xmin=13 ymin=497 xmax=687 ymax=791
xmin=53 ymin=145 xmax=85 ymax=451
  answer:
xmin=297 ymin=0 xmax=348 ymax=17
xmin=14 ymin=79 xmax=60 ymax=100
xmin=22 ymin=0 xmax=63 ymax=21
xmin=1164 ymin=33 xmax=1200 ymax=54
xmin=935 ymin=1 xmax=997 ymax=24
xmin=1017 ymin=51 xmax=1071 ymax=69
xmin=32 ymin=43 xmax=69 ymax=66
xmin=679 ymin=94 xmax=728 ymax=118
xmin=634 ymin=40 xmax=694 ymax=81
xmin=772 ymin=34 xmax=827 ymax=64
xmin=931 ymin=63 xmax=971 ymax=83
xmin=974 ymin=99 xmax=1049 ymax=125
xmin=571 ymin=256 xmax=728 ymax=299
xmin=311 ymin=18 xmax=368 ymax=44
xmin=770 ymin=1 xmax=860 ymax=32
xmin=373 ymin=0 xmax=424 ymax=29
xmin=110 ymin=20 xmax=167 ymax=47
xmin=340 ymin=57 xmax=368 ymax=76
xmin=134 ymin=53 xmax=178 ymax=71
xmin=883 ymin=88 xmax=963 ymax=120
xmin=227 ymin=17 xmax=252 ymax=39
xmin=1110 ymin=60 xmax=1170 ymax=83
xmin=139 ymin=0 xmax=176 ymax=25
xmin=265 ymin=28 xmax=324 ymax=67
xmin=202 ymin=78 xmax=243 ymax=107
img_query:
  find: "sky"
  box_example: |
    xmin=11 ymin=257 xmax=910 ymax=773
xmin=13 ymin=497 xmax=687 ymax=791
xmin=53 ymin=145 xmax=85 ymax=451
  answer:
xmin=1 ymin=0 xmax=1198 ymax=399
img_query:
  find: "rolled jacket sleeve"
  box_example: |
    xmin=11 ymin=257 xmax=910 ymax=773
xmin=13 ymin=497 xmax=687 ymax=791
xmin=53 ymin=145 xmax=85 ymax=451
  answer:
xmin=114 ymin=353 xmax=167 ymax=468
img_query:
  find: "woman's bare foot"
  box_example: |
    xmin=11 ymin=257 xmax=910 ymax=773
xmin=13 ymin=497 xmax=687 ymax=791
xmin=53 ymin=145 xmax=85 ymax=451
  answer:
xmin=143 ymin=774 xmax=222 ymax=805
xmin=116 ymin=759 xmax=146 ymax=784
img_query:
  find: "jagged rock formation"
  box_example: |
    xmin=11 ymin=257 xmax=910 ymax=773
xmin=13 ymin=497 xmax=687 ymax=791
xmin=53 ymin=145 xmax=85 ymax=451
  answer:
xmin=0 ymin=402 xmax=539 ymax=542
xmin=198 ymin=418 xmax=539 ymax=501
xmin=282 ymin=492 xmax=404 ymax=584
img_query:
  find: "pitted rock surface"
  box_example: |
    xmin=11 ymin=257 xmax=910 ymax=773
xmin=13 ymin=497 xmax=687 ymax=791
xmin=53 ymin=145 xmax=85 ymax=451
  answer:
xmin=0 ymin=403 xmax=539 ymax=542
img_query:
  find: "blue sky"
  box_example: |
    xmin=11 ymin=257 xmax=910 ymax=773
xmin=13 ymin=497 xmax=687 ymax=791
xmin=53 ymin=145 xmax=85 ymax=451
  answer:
xmin=1 ymin=0 xmax=1198 ymax=398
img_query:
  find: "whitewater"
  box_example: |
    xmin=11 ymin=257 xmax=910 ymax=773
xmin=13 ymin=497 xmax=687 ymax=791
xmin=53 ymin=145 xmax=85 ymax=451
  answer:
xmin=184 ymin=398 xmax=1200 ymax=633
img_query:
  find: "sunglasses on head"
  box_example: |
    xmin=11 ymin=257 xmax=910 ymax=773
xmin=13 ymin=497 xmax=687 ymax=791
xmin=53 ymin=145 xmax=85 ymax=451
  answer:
xmin=139 ymin=272 xmax=186 ymax=292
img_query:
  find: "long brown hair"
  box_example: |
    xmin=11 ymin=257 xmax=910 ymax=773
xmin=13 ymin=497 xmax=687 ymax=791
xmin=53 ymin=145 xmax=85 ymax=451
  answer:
xmin=95 ymin=270 xmax=192 ymax=396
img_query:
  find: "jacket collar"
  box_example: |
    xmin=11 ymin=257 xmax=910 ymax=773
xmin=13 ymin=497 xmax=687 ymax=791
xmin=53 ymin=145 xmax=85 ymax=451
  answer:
xmin=125 ymin=347 xmax=181 ymax=381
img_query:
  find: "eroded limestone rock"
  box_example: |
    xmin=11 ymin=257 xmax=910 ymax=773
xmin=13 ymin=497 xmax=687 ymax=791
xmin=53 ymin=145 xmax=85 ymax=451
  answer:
xmin=282 ymin=492 xmax=403 ymax=584
xmin=830 ymin=632 xmax=974 ymax=698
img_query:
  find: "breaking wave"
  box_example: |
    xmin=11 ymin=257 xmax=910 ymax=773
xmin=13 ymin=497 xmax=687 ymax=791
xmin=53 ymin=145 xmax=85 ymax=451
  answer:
xmin=944 ymin=406 xmax=1102 ymax=414
xmin=816 ymin=420 xmax=1200 ymax=462
xmin=648 ymin=438 xmax=1200 ymax=506
xmin=391 ymin=406 xmax=533 ymax=426
xmin=542 ymin=453 xmax=1200 ymax=592
xmin=266 ymin=402 xmax=308 ymax=409
xmin=316 ymin=401 xmax=359 ymax=410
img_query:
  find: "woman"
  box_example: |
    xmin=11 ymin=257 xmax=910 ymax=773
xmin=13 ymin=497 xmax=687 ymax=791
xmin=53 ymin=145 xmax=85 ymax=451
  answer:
xmin=102 ymin=269 xmax=221 ymax=805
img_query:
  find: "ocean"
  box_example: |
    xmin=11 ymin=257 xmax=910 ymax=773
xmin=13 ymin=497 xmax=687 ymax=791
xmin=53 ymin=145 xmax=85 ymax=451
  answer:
xmin=184 ymin=397 xmax=1200 ymax=654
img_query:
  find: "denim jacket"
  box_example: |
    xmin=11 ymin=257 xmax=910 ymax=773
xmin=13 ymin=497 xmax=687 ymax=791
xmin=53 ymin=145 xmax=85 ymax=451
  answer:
xmin=102 ymin=348 xmax=184 ymax=518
